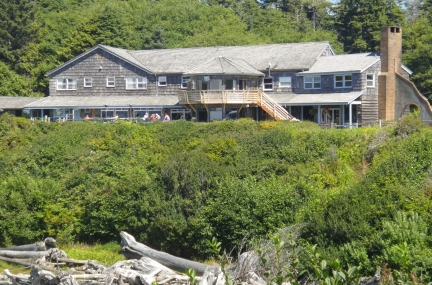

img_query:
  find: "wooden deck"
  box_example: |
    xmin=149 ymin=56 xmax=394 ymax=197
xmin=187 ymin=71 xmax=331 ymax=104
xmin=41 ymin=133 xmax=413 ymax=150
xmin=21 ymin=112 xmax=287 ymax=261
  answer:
xmin=179 ymin=90 xmax=296 ymax=121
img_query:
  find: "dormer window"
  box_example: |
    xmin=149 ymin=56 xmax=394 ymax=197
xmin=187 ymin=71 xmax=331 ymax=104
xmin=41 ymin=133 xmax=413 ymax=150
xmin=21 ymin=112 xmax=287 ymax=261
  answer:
xmin=335 ymin=74 xmax=352 ymax=88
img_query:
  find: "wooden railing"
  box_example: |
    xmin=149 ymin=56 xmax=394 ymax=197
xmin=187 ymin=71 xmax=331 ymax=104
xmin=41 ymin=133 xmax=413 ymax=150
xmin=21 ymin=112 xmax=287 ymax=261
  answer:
xmin=179 ymin=90 xmax=295 ymax=121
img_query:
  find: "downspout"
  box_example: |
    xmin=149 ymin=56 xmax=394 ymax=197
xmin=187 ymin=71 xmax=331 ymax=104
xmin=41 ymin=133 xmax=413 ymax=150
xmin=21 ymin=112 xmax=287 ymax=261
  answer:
xmin=155 ymin=73 xmax=158 ymax=96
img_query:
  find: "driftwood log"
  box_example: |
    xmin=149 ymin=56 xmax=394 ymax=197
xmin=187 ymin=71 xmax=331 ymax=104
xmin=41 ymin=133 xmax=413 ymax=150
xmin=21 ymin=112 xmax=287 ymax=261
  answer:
xmin=0 ymin=238 xmax=56 ymax=252
xmin=120 ymin=231 xmax=217 ymax=275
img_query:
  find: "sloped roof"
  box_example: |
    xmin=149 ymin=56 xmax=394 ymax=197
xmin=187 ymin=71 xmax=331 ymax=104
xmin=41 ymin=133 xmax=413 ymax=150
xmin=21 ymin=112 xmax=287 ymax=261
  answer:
xmin=129 ymin=42 xmax=332 ymax=73
xmin=184 ymin=56 xmax=264 ymax=76
xmin=300 ymin=53 xmax=380 ymax=74
xmin=45 ymin=45 xmax=153 ymax=76
xmin=24 ymin=96 xmax=180 ymax=108
xmin=0 ymin=96 xmax=43 ymax=109
xmin=270 ymin=91 xmax=363 ymax=105
xmin=46 ymin=42 xmax=333 ymax=77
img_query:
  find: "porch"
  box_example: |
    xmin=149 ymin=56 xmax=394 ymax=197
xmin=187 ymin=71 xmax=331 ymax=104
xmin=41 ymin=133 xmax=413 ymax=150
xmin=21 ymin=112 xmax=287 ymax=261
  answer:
xmin=179 ymin=90 xmax=295 ymax=121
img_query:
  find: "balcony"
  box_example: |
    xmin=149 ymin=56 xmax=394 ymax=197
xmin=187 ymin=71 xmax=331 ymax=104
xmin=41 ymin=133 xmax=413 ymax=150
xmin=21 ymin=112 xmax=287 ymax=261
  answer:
xmin=179 ymin=90 xmax=296 ymax=121
xmin=179 ymin=90 xmax=261 ymax=105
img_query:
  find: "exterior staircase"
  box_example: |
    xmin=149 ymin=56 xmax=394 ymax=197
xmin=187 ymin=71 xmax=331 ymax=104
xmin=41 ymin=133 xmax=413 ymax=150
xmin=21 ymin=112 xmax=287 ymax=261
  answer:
xmin=258 ymin=92 xmax=296 ymax=121
xmin=179 ymin=90 xmax=296 ymax=121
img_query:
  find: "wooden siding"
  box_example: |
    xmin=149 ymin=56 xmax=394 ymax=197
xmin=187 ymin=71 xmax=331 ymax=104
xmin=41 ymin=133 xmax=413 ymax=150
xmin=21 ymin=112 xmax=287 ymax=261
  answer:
xmin=292 ymin=73 xmax=362 ymax=94
xmin=359 ymin=61 xmax=381 ymax=125
xmin=49 ymin=48 xmax=185 ymax=97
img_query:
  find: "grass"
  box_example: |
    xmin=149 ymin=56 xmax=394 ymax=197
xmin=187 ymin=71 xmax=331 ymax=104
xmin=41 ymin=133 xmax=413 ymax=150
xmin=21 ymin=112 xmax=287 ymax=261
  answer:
xmin=61 ymin=241 xmax=125 ymax=266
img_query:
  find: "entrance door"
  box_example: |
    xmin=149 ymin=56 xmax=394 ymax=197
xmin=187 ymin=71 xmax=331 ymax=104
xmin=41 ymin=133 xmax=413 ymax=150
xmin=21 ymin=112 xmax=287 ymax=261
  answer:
xmin=329 ymin=108 xmax=340 ymax=125
xmin=210 ymin=79 xmax=222 ymax=90
xmin=239 ymin=80 xmax=247 ymax=90
xmin=225 ymin=79 xmax=236 ymax=90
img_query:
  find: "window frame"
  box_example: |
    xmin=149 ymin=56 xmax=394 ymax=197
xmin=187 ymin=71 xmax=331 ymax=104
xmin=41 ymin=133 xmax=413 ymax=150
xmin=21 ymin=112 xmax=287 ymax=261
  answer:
xmin=279 ymin=76 xmax=292 ymax=88
xmin=106 ymin=77 xmax=115 ymax=87
xmin=304 ymin=76 xmax=321 ymax=89
xmin=263 ymin=77 xmax=273 ymax=91
xmin=181 ymin=76 xmax=191 ymax=89
xmin=84 ymin=77 xmax=92 ymax=88
xmin=334 ymin=74 xmax=353 ymax=88
xmin=56 ymin=78 xmax=77 ymax=90
xmin=126 ymin=77 xmax=147 ymax=90
xmin=366 ymin=73 xmax=375 ymax=88
xmin=158 ymin=76 xmax=167 ymax=86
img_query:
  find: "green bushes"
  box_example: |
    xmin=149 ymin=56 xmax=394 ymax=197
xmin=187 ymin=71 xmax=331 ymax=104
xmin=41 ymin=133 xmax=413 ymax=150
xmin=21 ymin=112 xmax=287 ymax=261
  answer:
xmin=1 ymin=114 xmax=432 ymax=280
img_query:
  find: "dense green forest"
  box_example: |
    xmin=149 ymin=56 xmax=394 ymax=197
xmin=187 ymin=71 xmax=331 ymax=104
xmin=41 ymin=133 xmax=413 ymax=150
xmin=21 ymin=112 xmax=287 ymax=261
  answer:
xmin=1 ymin=114 xmax=432 ymax=281
xmin=2 ymin=0 xmax=432 ymax=98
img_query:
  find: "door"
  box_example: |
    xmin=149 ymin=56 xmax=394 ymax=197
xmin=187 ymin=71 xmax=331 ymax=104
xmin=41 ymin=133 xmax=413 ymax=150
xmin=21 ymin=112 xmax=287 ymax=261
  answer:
xmin=210 ymin=79 xmax=222 ymax=90
xmin=239 ymin=80 xmax=247 ymax=90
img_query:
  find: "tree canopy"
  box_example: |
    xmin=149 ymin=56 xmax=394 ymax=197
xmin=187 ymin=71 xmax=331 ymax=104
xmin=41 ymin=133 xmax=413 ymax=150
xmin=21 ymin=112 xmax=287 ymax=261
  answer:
xmin=1 ymin=0 xmax=432 ymax=99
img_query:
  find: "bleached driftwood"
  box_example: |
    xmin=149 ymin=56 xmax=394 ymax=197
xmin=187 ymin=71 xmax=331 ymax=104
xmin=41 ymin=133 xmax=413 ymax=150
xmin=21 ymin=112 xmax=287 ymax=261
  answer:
xmin=0 ymin=251 xmax=48 ymax=259
xmin=0 ymin=238 xmax=57 ymax=252
xmin=120 ymin=231 xmax=217 ymax=275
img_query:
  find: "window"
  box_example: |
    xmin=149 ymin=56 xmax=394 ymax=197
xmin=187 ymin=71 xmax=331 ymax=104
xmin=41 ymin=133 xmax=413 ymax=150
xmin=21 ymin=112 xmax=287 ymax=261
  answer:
xmin=181 ymin=76 xmax=191 ymax=89
xmin=56 ymin=78 xmax=77 ymax=90
xmin=335 ymin=74 xmax=352 ymax=88
xmin=263 ymin=77 xmax=273 ymax=90
xmin=84 ymin=77 xmax=92 ymax=87
xmin=126 ymin=77 xmax=147 ymax=89
xmin=158 ymin=76 xmax=167 ymax=86
xmin=107 ymin=77 xmax=115 ymax=87
xmin=366 ymin=74 xmax=375 ymax=87
xmin=304 ymin=76 xmax=321 ymax=89
xmin=279 ymin=76 xmax=292 ymax=88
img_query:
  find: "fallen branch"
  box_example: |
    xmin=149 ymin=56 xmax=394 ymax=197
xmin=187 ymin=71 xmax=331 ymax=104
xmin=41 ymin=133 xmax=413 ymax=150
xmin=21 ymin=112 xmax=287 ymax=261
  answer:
xmin=120 ymin=231 xmax=217 ymax=276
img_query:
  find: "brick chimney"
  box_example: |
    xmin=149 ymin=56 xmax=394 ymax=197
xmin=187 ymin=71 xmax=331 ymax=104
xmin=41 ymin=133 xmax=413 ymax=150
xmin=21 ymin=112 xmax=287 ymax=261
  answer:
xmin=378 ymin=26 xmax=402 ymax=120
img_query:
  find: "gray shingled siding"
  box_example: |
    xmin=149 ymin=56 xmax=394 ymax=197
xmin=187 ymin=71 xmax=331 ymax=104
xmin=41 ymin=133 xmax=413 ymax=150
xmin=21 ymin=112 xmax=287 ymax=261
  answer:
xmin=48 ymin=49 xmax=171 ymax=97
xmin=359 ymin=61 xmax=380 ymax=125
xmin=291 ymin=73 xmax=361 ymax=94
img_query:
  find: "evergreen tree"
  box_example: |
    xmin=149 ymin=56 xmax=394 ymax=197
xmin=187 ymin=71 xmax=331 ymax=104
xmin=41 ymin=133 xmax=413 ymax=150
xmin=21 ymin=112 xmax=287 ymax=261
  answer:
xmin=403 ymin=14 xmax=432 ymax=99
xmin=333 ymin=0 xmax=405 ymax=53
xmin=0 ymin=0 xmax=37 ymax=65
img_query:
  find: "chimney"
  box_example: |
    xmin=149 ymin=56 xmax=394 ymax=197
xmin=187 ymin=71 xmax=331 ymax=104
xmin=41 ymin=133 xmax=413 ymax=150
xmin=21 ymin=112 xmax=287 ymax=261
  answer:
xmin=378 ymin=26 xmax=402 ymax=120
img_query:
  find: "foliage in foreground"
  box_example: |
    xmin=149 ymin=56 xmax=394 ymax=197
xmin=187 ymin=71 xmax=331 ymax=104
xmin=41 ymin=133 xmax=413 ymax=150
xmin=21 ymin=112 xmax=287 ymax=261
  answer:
xmin=0 ymin=114 xmax=432 ymax=280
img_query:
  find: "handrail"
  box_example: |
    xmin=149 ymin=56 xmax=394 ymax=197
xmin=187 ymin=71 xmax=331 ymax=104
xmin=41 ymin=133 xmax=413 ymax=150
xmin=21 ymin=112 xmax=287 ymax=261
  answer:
xmin=179 ymin=90 xmax=295 ymax=120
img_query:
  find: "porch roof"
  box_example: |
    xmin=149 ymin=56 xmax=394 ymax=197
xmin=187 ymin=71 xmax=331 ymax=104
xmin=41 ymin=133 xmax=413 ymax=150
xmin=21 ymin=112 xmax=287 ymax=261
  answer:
xmin=0 ymin=96 xmax=43 ymax=109
xmin=270 ymin=91 xmax=363 ymax=105
xmin=24 ymin=95 xmax=180 ymax=109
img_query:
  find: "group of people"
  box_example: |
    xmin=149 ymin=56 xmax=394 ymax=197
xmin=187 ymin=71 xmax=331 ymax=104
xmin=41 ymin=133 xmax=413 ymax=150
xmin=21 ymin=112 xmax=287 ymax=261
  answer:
xmin=143 ymin=112 xmax=170 ymax=122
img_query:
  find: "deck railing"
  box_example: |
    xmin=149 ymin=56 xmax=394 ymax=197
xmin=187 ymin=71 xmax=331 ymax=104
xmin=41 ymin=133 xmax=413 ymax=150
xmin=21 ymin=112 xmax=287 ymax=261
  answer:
xmin=179 ymin=90 xmax=295 ymax=121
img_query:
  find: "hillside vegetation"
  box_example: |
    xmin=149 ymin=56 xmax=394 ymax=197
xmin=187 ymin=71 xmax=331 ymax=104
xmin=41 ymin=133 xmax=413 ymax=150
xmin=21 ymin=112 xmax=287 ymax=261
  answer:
xmin=3 ymin=0 xmax=432 ymax=99
xmin=1 ymin=114 xmax=432 ymax=280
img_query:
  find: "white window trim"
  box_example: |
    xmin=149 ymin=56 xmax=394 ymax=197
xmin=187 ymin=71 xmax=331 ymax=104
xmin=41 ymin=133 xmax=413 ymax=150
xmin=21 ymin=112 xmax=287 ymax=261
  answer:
xmin=126 ymin=77 xmax=147 ymax=89
xmin=366 ymin=73 xmax=375 ymax=88
xmin=279 ymin=76 xmax=292 ymax=88
xmin=263 ymin=77 xmax=273 ymax=91
xmin=84 ymin=77 xmax=92 ymax=88
xmin=334 ymin=74 xmax=353 ymax=88
xmin=304 ymin=76 xmax=321 ymax=89
xmin=106 ymin=77 xmax=115 ymax=87
xmin=56 ymin=78 xmax=77 ymax=90
xmin=158 ymin=76 xmax=167 ymax=86
xmin=181 ymin=76 xmax=191 ymax=89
